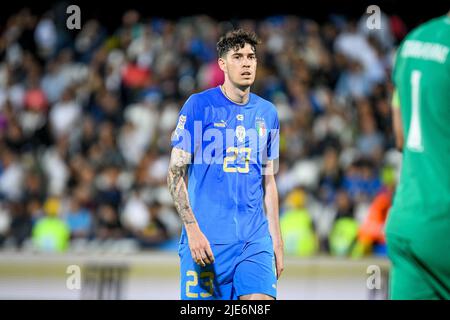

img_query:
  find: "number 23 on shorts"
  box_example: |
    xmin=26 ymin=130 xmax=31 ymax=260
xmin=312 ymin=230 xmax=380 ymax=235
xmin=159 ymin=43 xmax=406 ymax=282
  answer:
xmin=185 ymin=270 xmax=214 ymax=298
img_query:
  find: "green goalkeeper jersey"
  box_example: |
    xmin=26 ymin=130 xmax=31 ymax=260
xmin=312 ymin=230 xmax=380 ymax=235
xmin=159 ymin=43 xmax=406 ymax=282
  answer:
xmin=386 ymin=15 xmax=450 ymax=238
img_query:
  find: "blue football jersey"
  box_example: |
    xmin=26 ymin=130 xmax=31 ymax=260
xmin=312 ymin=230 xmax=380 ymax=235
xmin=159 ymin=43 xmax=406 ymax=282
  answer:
xmin=171 ymin=86 xmax=280 ymax=244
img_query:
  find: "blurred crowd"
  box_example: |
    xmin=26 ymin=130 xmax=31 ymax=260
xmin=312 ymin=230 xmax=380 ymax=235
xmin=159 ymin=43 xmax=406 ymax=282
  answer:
xmin=0 ymin=6 xmax=409 ymax=256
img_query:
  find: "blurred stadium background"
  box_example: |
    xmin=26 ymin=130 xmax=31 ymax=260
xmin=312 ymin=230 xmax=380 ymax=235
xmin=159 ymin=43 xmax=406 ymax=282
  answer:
xmin=0 ymin=0 xmax=446 ymax=299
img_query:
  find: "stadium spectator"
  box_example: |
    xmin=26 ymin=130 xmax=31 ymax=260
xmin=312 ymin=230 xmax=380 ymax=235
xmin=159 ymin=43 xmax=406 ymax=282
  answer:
xmin=280 ymin=188 xmax=319 ymax=257
xmin=353 ymin=166 xmax=396 ymax=257
xmin=31 ymin=196 xmax=70 ymax=252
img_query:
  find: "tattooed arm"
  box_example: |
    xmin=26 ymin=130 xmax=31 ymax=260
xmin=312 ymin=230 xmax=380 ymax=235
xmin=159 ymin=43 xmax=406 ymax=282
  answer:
xmin=167 ymin=147 xmax=196 ymax=225
xmin=167 ymin=147 xmax=214 ymax=267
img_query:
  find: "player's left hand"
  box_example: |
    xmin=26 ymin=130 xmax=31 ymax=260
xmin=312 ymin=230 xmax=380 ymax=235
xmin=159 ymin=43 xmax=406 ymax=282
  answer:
xmin=274 ymin=243 xmax=284 ymax=279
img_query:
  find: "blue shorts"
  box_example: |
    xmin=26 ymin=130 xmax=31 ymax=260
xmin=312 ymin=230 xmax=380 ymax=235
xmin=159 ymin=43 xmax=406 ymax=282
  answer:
xmin=178 ymin=236 xmax=277 ymax=300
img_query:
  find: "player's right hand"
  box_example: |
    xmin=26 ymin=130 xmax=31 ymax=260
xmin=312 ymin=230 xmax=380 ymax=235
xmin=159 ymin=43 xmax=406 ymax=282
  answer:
xmin=186 ymin=225 xmax=215 ymax=267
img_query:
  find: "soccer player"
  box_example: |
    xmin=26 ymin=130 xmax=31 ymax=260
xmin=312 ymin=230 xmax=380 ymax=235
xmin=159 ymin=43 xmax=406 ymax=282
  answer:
xmin=386 ymin=11 xmax=450 ymax=299
xmin=167 ymin=29 xmax=283 ymax=300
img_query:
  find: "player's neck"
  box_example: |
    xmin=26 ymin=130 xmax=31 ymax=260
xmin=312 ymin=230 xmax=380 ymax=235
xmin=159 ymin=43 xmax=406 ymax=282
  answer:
xmin=220 ymin=82 xmax=250 ymax=105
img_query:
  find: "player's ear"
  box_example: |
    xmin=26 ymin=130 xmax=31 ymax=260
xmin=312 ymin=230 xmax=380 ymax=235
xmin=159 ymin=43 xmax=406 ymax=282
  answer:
xmin=218 ymin=57 xmax=226 ymax=72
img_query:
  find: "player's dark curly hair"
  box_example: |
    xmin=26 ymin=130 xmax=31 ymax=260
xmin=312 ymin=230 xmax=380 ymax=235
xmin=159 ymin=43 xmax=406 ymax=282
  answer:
xmin=216 ymin=29 xmax=261 ymax=58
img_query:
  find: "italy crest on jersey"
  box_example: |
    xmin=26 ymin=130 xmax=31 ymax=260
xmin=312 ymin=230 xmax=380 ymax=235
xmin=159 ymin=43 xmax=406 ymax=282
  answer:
xmin=255 ymin=118 xmax=266 ymax=137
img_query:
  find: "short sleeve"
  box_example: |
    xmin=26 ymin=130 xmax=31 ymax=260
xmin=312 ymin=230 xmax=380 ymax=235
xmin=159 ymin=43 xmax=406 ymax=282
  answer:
xmin=171 ymin=95 xmax=197 ymax=154
xmin=267 ymin=111 xmax=280 ymax=160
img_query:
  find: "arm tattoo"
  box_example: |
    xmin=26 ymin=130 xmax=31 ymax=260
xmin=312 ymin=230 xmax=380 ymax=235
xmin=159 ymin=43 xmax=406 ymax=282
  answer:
xmin=167 ymin=148 xmax=196 ymax=225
